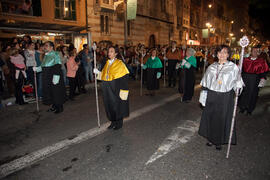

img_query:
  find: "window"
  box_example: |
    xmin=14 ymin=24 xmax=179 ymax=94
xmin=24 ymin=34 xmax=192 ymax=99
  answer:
xmin=100 ymin=15 xmax=104 ymax=32
xmin=161 ymin=0 xmax=166 ymax=12
xmin=100 ymin=14 xmax=110 ymax=34
xmin=179 ymin=31 xmax=183 ymax=40
xmin=105 ymin=16 xmax=109 ymax=33
xmin=55 ymin=0 xmax=76 ymax=21
xmin=1 ymin=0 xmax=42 ymax=16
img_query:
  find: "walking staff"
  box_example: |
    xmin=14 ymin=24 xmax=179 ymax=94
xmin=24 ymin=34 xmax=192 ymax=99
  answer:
xmin=226 ymin=36 xmax=249 ymax=158
xmin=33 ymin=68 xmax=39 ymax=112
xmin=140 ymin=55 xmax=144 ymax=96
xmin=92 ymin=43 xmax=101 ymax=127
xmin=163 ymin=54 xmax=167 ymax=87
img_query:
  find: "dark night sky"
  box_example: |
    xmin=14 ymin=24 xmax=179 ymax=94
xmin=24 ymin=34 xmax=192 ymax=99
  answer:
xmin=248 ymin=0 xmax=270 ymax=39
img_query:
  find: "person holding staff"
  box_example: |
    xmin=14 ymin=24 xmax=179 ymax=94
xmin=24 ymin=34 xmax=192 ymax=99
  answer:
xmin=198 ymin=45 xmax=244 ymax=150
xmin=143 ymin=49 xmax=163 ymax=96
xmin=178 ymin=48 xmax=197 ymax=102
xmin=94 ymin=46 xmax=130 ymax=130
xmin=41 ymin=41 xmax=66 ymax=114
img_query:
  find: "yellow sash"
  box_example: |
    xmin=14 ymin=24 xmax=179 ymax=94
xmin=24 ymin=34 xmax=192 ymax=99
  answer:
xmin=101 ymin=59 xmax=129 ymax=81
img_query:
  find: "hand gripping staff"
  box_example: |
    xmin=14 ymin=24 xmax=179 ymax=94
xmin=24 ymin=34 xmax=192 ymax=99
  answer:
xmin=226 ymin=36 xmax=249 ymax=158
xmin=92 ymin=43 xmax=101 ymax=127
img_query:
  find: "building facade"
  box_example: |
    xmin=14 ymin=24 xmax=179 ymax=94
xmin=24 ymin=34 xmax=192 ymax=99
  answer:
xmin=87 ymin=0 xmax=176 ymax=47
xmin=0 ymin=0 xmax=86 ymax=45
xmin=0 ymin=0 xmax=250 ymax=48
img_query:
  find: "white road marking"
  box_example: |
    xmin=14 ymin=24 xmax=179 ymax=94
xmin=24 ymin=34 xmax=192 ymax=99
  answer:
xmin=145 ymin=120 xmax=199 ymax=165
xmin=0 ymin=94 xmax=180 ymax=178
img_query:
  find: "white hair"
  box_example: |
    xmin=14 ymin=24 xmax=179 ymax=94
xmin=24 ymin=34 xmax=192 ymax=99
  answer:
xmin=187 ymin=48 xmax=196 ymax=56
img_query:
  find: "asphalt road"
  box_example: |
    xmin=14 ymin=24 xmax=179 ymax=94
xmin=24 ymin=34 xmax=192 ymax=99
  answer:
xmin=0 ymin=77 xmax=269 ymax=180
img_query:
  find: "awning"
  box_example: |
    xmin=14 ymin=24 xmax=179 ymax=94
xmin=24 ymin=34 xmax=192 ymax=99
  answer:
xmin=0 ymin=19 xmax=86 ymax=34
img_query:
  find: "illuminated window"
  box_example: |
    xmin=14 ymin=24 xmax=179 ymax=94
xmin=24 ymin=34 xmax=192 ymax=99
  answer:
xmin=55 ymin=0 xmax=76 ymax=21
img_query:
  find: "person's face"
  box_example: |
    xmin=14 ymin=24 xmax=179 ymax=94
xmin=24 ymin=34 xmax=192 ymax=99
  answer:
xmin=108 ymin=48 xmax=116 ymax=59
xmin=251 ymin=48 xmax=260 ymax=58
xmin=172 ymin=43 xmax=176 ymax=49
xmin=44 ymin=43 xmax=53 ymax=52
xmin=39 ymin=45 xmax=44 ymax=52
xmin=63 ymin=47 xmax=67 ymax=52
xmin=103 ymin=49 xmax=108 ymax=56
xmin=73 ymin=48 xmax=77 ymax=53
xmin=29 ymin=43 xmax=35 ymax=50
xmin=152 ymin=50 xmax=157 ymax=57
xmin=186 ymin=50 xmax=191 ymax=57
xmin=15 ymin=43 xmax=20 ymax=50
xmin=217 ymin=48 xmax=229 ymax=61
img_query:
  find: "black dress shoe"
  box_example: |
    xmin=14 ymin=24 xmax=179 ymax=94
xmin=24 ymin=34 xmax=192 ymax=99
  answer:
xmin=216 ymin=145 xmax=222 ymax=150
xmin=54 ymin=106 xmax=63 ymax=114
xmin=47 ymin=107 xmax=56 ymax=112
xmin=206 ymin=142 xmax=213 ymax=147
xmin=239 ymin=109 xmax=246 ymax=114
xmin=113 ymin=126 xmax=122 ymax=130
xmin=107 ymin=123 xmax=115 ymax=129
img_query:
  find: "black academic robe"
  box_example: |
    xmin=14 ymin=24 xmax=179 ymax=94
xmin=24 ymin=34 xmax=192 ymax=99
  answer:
xmin=239 ymin=57 xmax=269 ymax=113
xmin=102 ymin=75 xmax=129 ymax=121
xmin=146 ymin=68 xmax=161 ymax=90
xmin=199 ymin=89 xmax=236 ymax=146
xmin=42 ymin=64 xmax=66 ymax=106
xmin=100 ymin=59 xmax=129 ymax=122
xmin=178 ymin=66 xmax=196 ymax=101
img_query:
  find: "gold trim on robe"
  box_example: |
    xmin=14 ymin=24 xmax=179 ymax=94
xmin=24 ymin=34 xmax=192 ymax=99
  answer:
xmin=101 ymin=59 xmax=129 ymax=81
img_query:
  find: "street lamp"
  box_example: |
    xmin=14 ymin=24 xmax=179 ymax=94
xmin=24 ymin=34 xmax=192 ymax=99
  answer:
xmin=229 ymin=33 xmax=234 ymax=37
xmin=240 ymin=29 xmax=244 ymax=32
xmin=206 ymin=22 xmax=212 ymax=28
xmin=231 ymin=20 xmax=234 ymax=24
xmin=208 ymin=4 xmax=212 ymax=8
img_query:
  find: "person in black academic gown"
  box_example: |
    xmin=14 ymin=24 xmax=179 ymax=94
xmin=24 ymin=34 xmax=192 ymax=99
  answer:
xmin=94 ymin=46 xmax=129 ymax=130
xmin=238 ymin=46 xmax=269 ymax=115
xmin=41 ymin=41 xmax=66 ymax=114
xmin=198 ymin=45 xmax=244 ymax=150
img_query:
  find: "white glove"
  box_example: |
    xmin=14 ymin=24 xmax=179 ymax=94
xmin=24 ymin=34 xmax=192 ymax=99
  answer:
xmin=93 ymin=68 xmax=101 ymax=74
xmin=258 ymin=78 xmax=266 ymax=87
xmin=175 ymin=62 xmax=181 ymax=70
xmin=92 ymin=43 xmax=97 ymax=51
xmin=33 ymin=66 xmax=42 ymax=72
xmin=181 ymin=59 xmax=187 ymax=66
xmin=141 ymin=63 xmax=144 ymax=67
xmin=52 ymin=75 xmax=60 ymax=85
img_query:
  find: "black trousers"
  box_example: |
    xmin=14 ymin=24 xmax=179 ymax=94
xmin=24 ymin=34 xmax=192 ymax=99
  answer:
xmin=168 ymin=59 xmax=178 ymax=87
xmin=68 ymin=77 xmax=76 ymax=99
xmin=15 ymin=72 xmax=25 ymax=105
xmin=75 ymin=64 xmax=86 ymax=92
xmin=111 ymin=118 xmax=123 ymax=128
